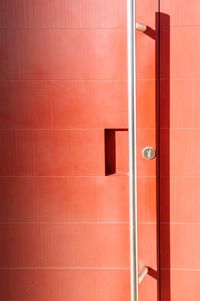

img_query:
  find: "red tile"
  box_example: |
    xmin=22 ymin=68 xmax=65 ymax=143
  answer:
xmin=0 ymin=177 xmax=67 ymax=222
xmin=137 ymin=80 xmax=156 ymax=129
xmin=161 ymin=27 xmax=200 ymax=79
xmin=68 ymin=130 xmax=105 ymax=176
xmin=160 ymin=129 xmax=200 ymax=176
xmin=136 ymin=32 xmax=156 ymax=79
xmin=0 ymin=223 xmax=129 ymax=268
xmin=0 ymin=0 xmax=126 ymax=29
xmin=65 ymin=176 xmax=129 ymax=222
xmin=136 ymin=0 xmax=158 ymax=29
xmin=52 ymin=80 xmax=128 ymax=129
xmin=0 ymin=130 xmax=15 ymax=175
xmin=138 ymin=223 xmax=158 ymax=271
xmin=160 ymin=177 xmax=200 ymax=223
xmin=139 ymin=274 xmax=158 ymax=301
xmin=138 ymin=176 xmax=157 ymax=222
xmin=161 ymin=0 xmax=200 ymax=26
xmin=161 ymin=79 xmax=200 ymax=129
xmin=34 ymin=130 xmax=71 ymax=176
xmin=0 ymin=80 xmax=128 ymax=129
xmin=0 ymin=176 xmax=129 ymax=222
xmin=34 ymin=130 xmax=105 ymax=176
xmin=0 ymin=269 xmax=130 ymax=301
xmin=0 ymin=29 xmax=126 ymax=80
xmin=0 ymin=81 xmax=51 ymax=129
xmin=160 ymin=223 xmax=200 ymax=269
xmin=14 ymin=131 xmax=34 ymax=175
xmin=0 ymin=130 xmax=34 ymax=176
xmin=161 ymin=270 xmax=200 ymax=301
xmin=0 ymin=130 xmax=105 ymax=176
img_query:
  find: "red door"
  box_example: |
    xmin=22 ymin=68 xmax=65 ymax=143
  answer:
xmin=136 ymin=1 xmax=159 ymax=301
xmin=160 ymin=1 xmax=200 ymax=300
xmin=0 ymin=1 xmax=159 ymax=300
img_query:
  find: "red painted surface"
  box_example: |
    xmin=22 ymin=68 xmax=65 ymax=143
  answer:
xmin=160 ymin=1 xmax=200 ymax=300
xmin=0 ymin=1 xmax=158 ymax=300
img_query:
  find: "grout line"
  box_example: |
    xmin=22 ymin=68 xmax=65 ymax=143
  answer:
xmin=0 ymin=78 xmax=128 ymax=81
xmin=161 ymin=268 xmax=200 ymax=271
xmin=0 ymin=27 xmax=126 ymax=30
xmin=0 ymin=175 xmax=158 ymax=178
xmin=0 ymin=221 xmax=130 ymax=224
xmin=160 ymin=175 xmax=200 ymax=178
xmin=160 ymin=222 xmax=200 ymax=225
xmin=0 ymin=175 xmax=129 ymax=178
xmin=161 ymin=25 xmax=200 ymax=28
xmin=160 ymin=128 xmax=200 ymax=130
xmin=161 ymin=77 xmax=200 ymax=80
xmin=0 ymin=267 xmax=130 ymax=270
xmin=0 ymin=128 xmax=157 ymax=131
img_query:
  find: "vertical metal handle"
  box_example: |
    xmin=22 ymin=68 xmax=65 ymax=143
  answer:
xmin=127 ymin=1 xmax=147 ymax=300
xmin=127 ymin=1 xmax=138 ymax=300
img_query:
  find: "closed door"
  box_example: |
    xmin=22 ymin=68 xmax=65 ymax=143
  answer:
xmin=160 ymin=1 xmax=200 ymax=300
xmin=0 ymin=1 xmax=158 ymax=301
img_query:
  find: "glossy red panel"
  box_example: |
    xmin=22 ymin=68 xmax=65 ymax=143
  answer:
xmin=139 ymin=275 xmax=157 ymax=301
xmin=136 ymin=2 xmax=158 ymax=300
xmin=160 ymin=1 xmax=200 ymax=299
xmin=0 ymin=176 xmax=129 ymax=222
xmin=136 ymin=32 xmax=156 ymax=79
xmin=0 ymin=223 xmax=129 ymax=268
xmin=161 ymin=79 xmax=200 ymax=129
xmin=161 ymin=270 xmax=200 ymax=301
xmin=34 ymin=130 xmax=104 ymax=176
xmin=161 ymin=27 xmax=200 ymax=79
xmin=160 ymin=129 xmax=200 ymax=176
xmin=0 ymin=80 xmax=128 ymax=129
xmin=52 ymin=81 xmax=128 ymax=129
xmin=0 ymin=269 xmax=130 ymax=301
xmin=0 ymin=0 xmax=126 ymax=29
xmin=0 ymin=0 xmax=159 ymax=300
xmin=161 ymin=223 xmax=200 ymax=269
xmin=137 ymin=80 xmax=156 ymax=129
xmin=0 ymin=29 xmax=126 ymax=80
xmin=0 ymin=130 xmax=15 ymax=175
xmin=138 ymin=177 xmax=157 ymax=222
xmin=160 ymin=177 xmax=200 ymax=223
xmin=0 ymin=81 xmax=51 ymax=129
xmin=136 ymin=0 xmax=158 ymax=29
xmin=138 ymin=223 xmax=157 ymax=270
xmin=0 ymin=130 xmax=105 ymax=176
xmin=161 ymin=0 xmax=200 ymax=26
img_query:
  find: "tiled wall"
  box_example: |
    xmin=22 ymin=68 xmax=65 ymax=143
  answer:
xmin=160 ymin=1 xmax=200 ymax=300
xmin=0 ymin=1 xmax=131 ymax=300
xmin=0 ymin=0 xmax=161 ymax=300
xmin=136 ymin=1 xmax=159 ymax=300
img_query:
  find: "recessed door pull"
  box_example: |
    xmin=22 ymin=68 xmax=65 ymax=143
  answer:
xmin=138 ymin=266 xmax=148 ymax=284
xmin=136 ymin=22 xmax=147 ymax=32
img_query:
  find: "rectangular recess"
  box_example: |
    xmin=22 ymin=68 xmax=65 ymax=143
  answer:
xmin=104 ymin=129 xmax=128 ymax=175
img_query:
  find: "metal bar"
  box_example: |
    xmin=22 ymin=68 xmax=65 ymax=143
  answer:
xmin=127 ymin=0 xmax=138 ymax=300
xmin=138 ymin=267 xmax=149 ymax=284
xmin=136 ymin=22 xmax=147 ymax=32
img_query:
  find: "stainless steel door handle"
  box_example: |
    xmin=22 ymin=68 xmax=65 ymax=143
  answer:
xmin=136 ymin=22 xmax=147 ymax=32
xmin=138 ymin=266 xmax=149 ymax=284
xmin=127 ymin=1 xmax=148 ymax=300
